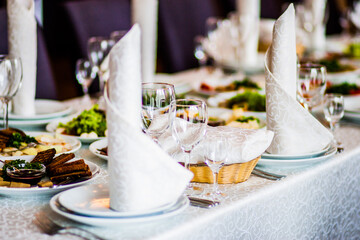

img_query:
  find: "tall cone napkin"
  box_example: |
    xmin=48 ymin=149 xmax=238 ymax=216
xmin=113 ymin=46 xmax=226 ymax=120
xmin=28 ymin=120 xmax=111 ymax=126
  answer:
xmin=131 ymin=0 xmax=158 ymax=83
xmin=105 ymin=24 xmax=192 ymax=212
xmin=265 ymin=4 xmax=333 ymax=155
xmin=7 ymin=0 xmax=36 ymax=116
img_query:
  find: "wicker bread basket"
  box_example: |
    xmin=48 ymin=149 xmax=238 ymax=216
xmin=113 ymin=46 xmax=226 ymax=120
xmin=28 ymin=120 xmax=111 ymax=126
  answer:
xmin=188 ymin=156 xmax=260 ymax=184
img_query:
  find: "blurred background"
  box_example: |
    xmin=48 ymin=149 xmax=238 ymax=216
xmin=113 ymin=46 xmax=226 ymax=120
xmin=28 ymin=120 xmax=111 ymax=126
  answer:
xmin=0 ymin=0 xmax=355 ymax=100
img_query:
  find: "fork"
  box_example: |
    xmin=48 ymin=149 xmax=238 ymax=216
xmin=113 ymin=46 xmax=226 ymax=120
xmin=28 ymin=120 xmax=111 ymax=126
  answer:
xmin=252 ymin=168 xmax=286 ymax=181
xmin=34 ymin=211 xmax=106 ymax=240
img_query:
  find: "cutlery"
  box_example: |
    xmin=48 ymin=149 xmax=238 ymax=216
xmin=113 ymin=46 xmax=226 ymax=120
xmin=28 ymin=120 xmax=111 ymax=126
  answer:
xmin=34 ymin=211 xmax=105 ymax=240
xmin=252 ymin=168 xmax=286 ymax=181
xmin=188 ymin=197 xmax=220 ymax=208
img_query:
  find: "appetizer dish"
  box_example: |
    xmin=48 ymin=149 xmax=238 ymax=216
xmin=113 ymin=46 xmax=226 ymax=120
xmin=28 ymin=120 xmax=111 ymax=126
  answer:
xmin=0 ymin=128 xmax=73 ymax=157
xmin=0 ymin=149 xmax=93 ymax=188
xmin=56 ymin=105 xmax=107 ymax=138
xmin=218 ymin=91 xmax=266 ymax=112
xmin=326 ymin=81 xmax=360 ymax=95
xmin=208 ymin=108 xmax=263 ymax=129
xmin=316 ymin=58 xmax=357 ymax=73
xmin=200 ymin=77 xmax=262 ymax=93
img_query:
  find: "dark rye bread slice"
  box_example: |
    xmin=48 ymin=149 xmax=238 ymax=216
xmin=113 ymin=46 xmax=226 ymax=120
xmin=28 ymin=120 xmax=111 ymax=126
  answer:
xmin=47 ymin=153 xmax=75 ymax=171
xmin=47 ymin=159 xmax=87 ymax=177
xmin=50 ymin=167 xmax=92 ymax=183
xmin=31 ymin=148 xmax=56 ymax=165
xmin=0 ymin=134 xmax=9 ymax=150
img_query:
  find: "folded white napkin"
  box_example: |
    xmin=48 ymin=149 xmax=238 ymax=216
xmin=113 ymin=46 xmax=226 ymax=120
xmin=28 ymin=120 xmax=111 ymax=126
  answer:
xmin=7 ymin=0 xmax=36 ymax=116
xmin=105 ymin=24 xmax=192 ymax=212
xmin=160 ymin=126 xmax=274 ymax=164
xmin=131 ymin=0 xmax=158 ymax=83
xmin=265 ymin=4 xmax=333 ymax=155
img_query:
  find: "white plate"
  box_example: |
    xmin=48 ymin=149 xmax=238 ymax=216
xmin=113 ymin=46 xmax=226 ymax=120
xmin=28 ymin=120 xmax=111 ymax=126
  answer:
xmin=207 ymin=90 xmax=266 ymax=112
xmin=208 ymin=107 xmax=266 ymax=128
xmin=50 ymin=190 xmax=189 ymax=226
xmin=326 ymin=68 xmax=360 ymax=83
xmin=8 ymin=118 xmax=60 ymax=128
xmin=89 ymin=139 xmax=108 ymax=160
xmin=58 ymin=184 xmax=178 ymax=218
xmin=5 ymin=99 xmax=72 ymax=120
xmin=46 ymin=116 xmax=106 ymax=143
xmin=344 ymin=95 xmax=360 ymax=120
xmin=262 ymin=144 xmax=331 ymax=159
xmin=212 ymin=53 xmax=265 ymax=75
xmin=0 ymin=131 xmax=81 ymax=161
xmin=257 ymin=145 xmax=337 ymax=168
xmin=0 ymin=159 xmax=100 ymax=196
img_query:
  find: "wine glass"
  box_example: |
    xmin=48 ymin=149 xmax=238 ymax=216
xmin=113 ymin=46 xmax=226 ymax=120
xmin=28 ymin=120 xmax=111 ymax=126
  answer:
xmin=87 ymin=36 xmax=111 ymax=92
xmin=297 ymin=63 xmax=327 ymax=111
xmin=0 ymin=56 xmax=22 ymax=129
xmin=170 ymin=99 xmax=208 ymax=172
xmin=323 ymin=93 xmax=344 ymax=147
xmin=76 ymin=58 xmax=96 ymax=106
xmin=203 ymin=135 xmax=228 ymax=200
xmin=141 ymin=82 xmax=175 ymax=144
xmin=110 ymin=30 xmax=127 ymax=46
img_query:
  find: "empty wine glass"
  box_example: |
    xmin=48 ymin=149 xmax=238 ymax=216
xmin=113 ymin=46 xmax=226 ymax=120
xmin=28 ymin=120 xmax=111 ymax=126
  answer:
xmin=0 ymin=55 xmax=22 ymax=129
xmin=323 ymin=93 xmax=344 ymax=147
xmin=203 ymin=135 xmax=228 ymax=200
xmin=170 ymin=99 xmax=208 ymax=172
xmin=87 ymin=36 xmax=111 ymax=93
xmin=297 ymin=63 xmax=327 ymax=111
xmin=110 ymin=30 xmax=127 ymax=46
xmin=141 ymin=82 xmax=175 ymax=144
xmin=76 ymin=59 xmax=96 ymax=95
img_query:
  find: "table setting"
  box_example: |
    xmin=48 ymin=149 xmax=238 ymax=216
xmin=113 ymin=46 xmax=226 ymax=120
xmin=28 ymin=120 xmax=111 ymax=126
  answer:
xmin=0 ymin=0 xmax=359 ymax=239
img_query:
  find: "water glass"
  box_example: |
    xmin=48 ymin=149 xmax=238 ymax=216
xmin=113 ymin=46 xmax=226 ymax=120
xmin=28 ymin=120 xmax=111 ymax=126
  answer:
xmin=297 ymin=63 xmax=327 ymax=111
xmin=170 ymin=99 xmax=208 ymax=171
xmin=0 ymin=55 xmax=22 ymax=129
xmin=203 ymin=136 xmax=228 ymax=200
xmin=87 ymin=36 xmax=111 ymax=92
xmin=141 ymin=82 xmax=175 ymax=144
xmin=323 ymin=93 xmax=344 ymax=145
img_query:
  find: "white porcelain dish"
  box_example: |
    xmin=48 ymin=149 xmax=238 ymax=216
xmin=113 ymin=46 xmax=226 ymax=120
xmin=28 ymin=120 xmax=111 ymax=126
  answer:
xmin=89 ymin=139 xmax=108 ymax=160
xmin=58 ymin=184 xmax=178 ymax=218
xmin=50 ymin=191 xmax=189 ymax=226
xmin=0 ymin=159 xmax=100 ymax=196
xmin=257 ymin=145 xmax=337 ymax=168
xmin=0 ymin=131 xmax=81 ymax=161
xmin=46 ymin=117 xmax=106 ymax=144
xmin=262 ymin=143 xmax=331 ymax=160
xmin=5 ymin=99 xmax=72 ymax=120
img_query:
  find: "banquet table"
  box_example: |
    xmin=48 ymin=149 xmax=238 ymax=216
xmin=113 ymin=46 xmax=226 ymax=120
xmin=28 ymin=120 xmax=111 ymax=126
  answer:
xmin=0 ymin=97 xmax=359 ymax=240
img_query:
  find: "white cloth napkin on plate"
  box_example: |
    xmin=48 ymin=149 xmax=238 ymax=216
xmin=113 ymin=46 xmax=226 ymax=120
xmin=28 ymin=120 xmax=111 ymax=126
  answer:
xmin=160 ymin=126 xmax=274 ymax=164
xmin=265 ymin=4 xmax=333 ymax=155
xmin=7 ymin=0 xmax=36 ymax=116
xmin=131 ymin=0 xmax=158 ymax=83
xmin=105 ymin=24 xmax=192 ymax=212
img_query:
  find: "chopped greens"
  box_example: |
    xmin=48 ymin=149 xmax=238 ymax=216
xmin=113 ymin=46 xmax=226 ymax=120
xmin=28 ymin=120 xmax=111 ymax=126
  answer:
xmin=225 ymin=91 xmax=266 ymax=111
xmin=7 ymin=133 xmax=37 ymax=149
xmin=317 ymin=59 xmax=356 ymax=73
xmin=326 ymin=82 xmax=360 ymax=95
xmin=2 ymin=159 xmax=43 ymax=174
xmin=233 ymin=78 xmax=261 ymax=90
xmin=235 ymin=116 xmax=260 ymax=123
xmin=58 ymin=105 xmax=107 ymax=137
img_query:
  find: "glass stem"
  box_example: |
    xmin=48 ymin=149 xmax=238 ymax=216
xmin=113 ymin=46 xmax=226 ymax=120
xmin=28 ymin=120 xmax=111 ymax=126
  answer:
xmin=3 ymin=100 xmax=9 ymax=129
xmin=213 ymin=171 xmax=219 ymax=194
xmin=184 ymin=150 xmax=191 ymax=171
xmin=98 ymin=71 xmax=104 ymax=93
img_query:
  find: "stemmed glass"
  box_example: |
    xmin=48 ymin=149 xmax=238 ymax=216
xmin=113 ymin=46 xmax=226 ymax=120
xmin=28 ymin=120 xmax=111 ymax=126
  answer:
xmin=87 ymin=36 xmax=111 ymax=92
xmin=170 ymin=99 xmax=208 ymax=171
xmin=76 ymin=58 xmax=96 ymax=104
xmin=141 ymin=82 xmax=175 ymax=144
xmin=323 ymin=93 xmax=344 ymax=147
xmin=203 ymin=136 xmax=228 ymax=200
xmin=297 ymin=63 xmax=327 ymax=111
xmin=0 ymin=56 xmax=22 ymax=129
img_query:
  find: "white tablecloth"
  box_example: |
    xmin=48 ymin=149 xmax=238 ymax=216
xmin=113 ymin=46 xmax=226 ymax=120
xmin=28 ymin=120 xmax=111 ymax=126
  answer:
xmin=0 ymin=100 xmax=359 ymax=240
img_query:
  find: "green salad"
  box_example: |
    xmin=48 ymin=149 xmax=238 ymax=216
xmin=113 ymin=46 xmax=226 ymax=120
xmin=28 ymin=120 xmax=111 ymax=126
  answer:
xmin=317 ymin=59 xmax=356 ymax=73
xmin=7 ymin=133 xmax=37 ymax=149
xmin=58 ymin=105 xmax=107 ymax=137
xmin=326 ymin=82 xmax=360 ymax=95
xmin=224 ymin=91 xmax=266 ymax=111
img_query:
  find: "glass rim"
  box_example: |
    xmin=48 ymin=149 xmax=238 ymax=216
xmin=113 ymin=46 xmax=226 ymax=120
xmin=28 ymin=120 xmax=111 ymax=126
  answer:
xmin=141 ymin=82 xmax=174 ymax=88
xmin=297 ymin=63 xmax=326 ymax=70
xmin=325 ymin=93 xmax=344 ymax=98
xmin=171 ymin=99 xmax=205 ymax=107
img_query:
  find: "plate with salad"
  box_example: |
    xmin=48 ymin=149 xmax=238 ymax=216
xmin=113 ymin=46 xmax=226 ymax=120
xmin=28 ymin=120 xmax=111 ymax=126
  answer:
xmin=46 ymin=105 xmax=107 ymax=143
xmin=0 ymin=128 xmax=81 ymax=160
